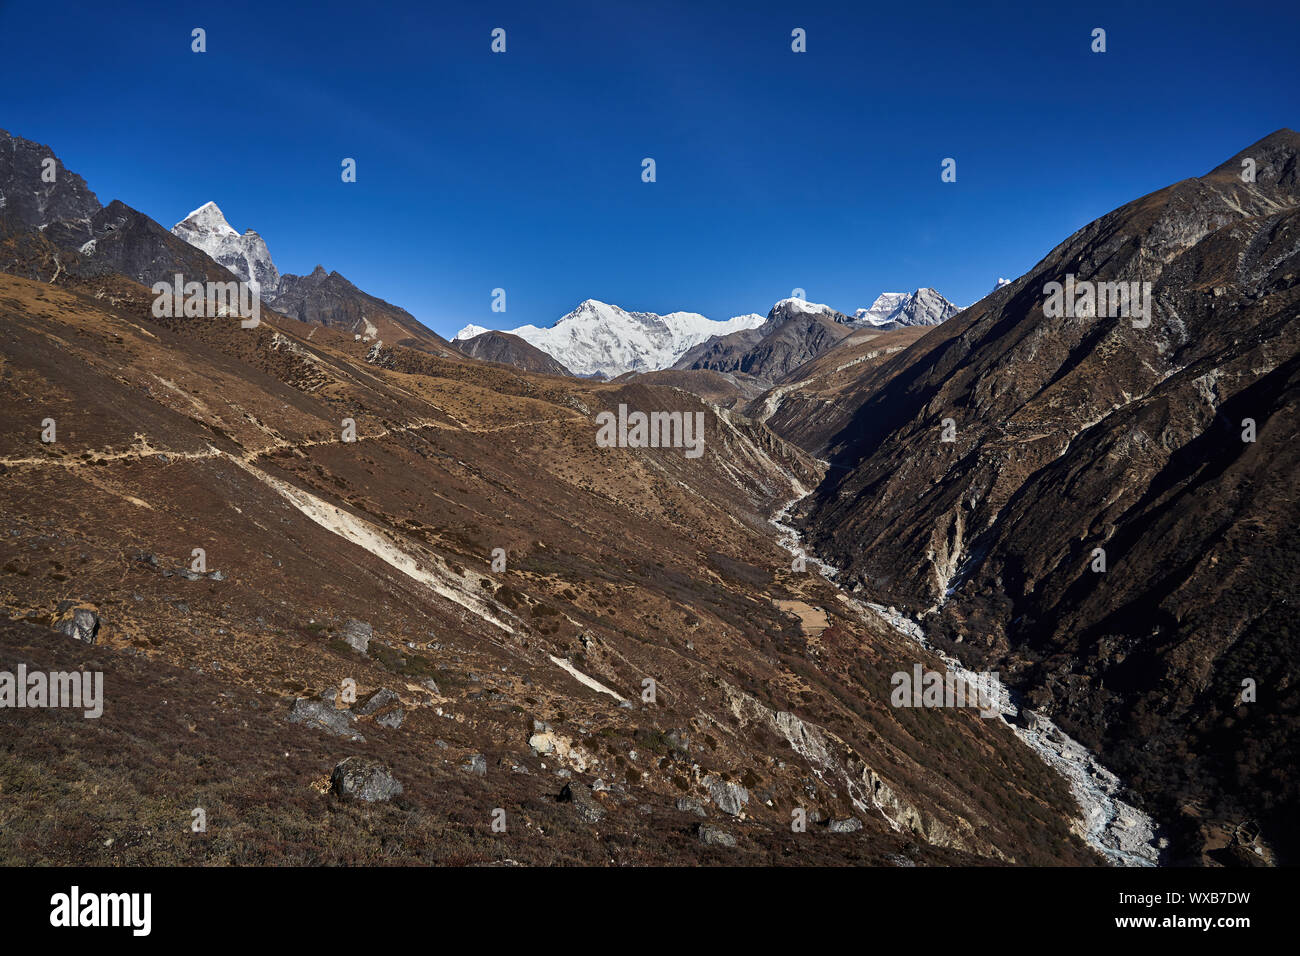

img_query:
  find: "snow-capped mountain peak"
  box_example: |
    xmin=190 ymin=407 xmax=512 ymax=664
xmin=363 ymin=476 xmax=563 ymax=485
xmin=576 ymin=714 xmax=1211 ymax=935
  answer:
xmin=853 ymin=288 xmax=960 ymax=328
xmin=171 ymin=201 xmax=280 ymax=295
xmin=772 ymin=296 xmax=838 ymax=316
xmin=455 ymin=324 xmax=491 ymax=341
xmin=175 ymin=201 xmax=238 ymax=238
xmin=470 ymin=300 xmax=767 ymax=378
xmin=855 ymin=292 xmax=910 ymax=325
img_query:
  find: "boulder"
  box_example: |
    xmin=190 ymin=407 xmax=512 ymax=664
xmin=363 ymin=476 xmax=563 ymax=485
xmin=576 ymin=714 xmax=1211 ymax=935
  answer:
xmin=676 ymin=797 xmax=707 ymax=817
xmin=340 ymin=618 xmax=372 ymax=655
xmin=704 ymin=775 xmax=749 ymax=817
xmin=698 ymin=824 xmax=736 ymax=847
xmin=287 ymin=698 xmax=365 ymax=741
xmin=355 ymin=688 xmax=398 ymax=716
xmin=462 ymin=753 xmax=487 ymax=776
xmin=54 ymin=603 xmax=99 ymax=644
xmin=330 ymin=757 xmax=402 ymax=802
xmin=558 ymin=781 xmax=605 ymax=823
xmin=828 ymin=817 xmax=862 ymax=833
xmin=664 ymin=729 xmax=691 ymax=755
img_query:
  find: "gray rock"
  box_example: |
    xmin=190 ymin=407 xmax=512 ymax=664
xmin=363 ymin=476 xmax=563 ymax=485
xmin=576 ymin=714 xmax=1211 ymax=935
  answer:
xmin=55 ymin=604 xmax=99 ymax=644
xmin=287 ymin=698 xmax=365 ymax=741
xmin=207 ymin=570 xmax=225 ymax=581
xmin=704 ymin=775 xmax=749 ymax=817
xmin=422 ymin=678 xmax=441 ymax=695
xmin=375 ymin=708 xmax=404 ymax=729
xmin=828 ymin=817 xmax=862 ymax=833
xmin=340 ymin=618 xmax=372 ymax=655
xmin=462 ymin=753 xmax=487 ymax=776
xmin=664 ymin=730 xmax=691 ymax=754
xmin=676 ymin=797 xmax=707 ymax=817
xmin=558 ymin=781 xmax=605 ymax=823
xmin=698 ymin=824 xmax=736 ymax=847
xmin=355 ymin=687 xmax=398 ymax=716
xmin=330 ymin=757 xmax=402 ymax=802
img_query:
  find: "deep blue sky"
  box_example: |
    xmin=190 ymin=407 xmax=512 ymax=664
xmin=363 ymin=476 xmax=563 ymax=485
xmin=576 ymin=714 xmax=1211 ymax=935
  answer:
xmin=4 ymin=0 xmax=1297 ymax=336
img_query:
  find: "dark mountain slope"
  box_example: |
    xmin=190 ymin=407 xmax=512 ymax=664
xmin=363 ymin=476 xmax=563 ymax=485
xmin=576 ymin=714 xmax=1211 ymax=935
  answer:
xmin=0 ymin=127 xmax=102 ymax=243
xmin=675 ymin=299 xmax=854 ymax=384
xmin=452 ymin=329 xmax=573 ymax=376
xmin=800 ymin=129 xmax=1300 ymax=864
xmin=746 ymin=325 xmax=931 ymax=453
xmin=72 ymin=199 xmax=249 ymax=287
xmin=268 ymin=266 xmax=455 ymax=356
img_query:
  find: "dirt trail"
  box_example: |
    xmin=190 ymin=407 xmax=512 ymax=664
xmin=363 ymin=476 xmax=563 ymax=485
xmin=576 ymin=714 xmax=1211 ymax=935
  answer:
xmin=0 ymin=414 xmax=583 ymax=471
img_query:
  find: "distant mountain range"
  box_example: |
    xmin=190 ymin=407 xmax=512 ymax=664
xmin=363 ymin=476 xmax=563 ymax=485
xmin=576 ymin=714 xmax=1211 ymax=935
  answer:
xmin=168 ymin=201 xmax=444 ymax=350
xmin=0 ymin=124 xmax=965 ymax=384
xmin=458 ymin=289 xmax=963 ymax=381
xmin=0 ymin=128 xmax=453 ymax=356
xmin=455 ymin=300 xmax=768 ymax=378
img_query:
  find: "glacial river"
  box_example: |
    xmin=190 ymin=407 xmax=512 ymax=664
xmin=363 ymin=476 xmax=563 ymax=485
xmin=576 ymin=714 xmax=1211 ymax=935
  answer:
xmin=770 ymin=493 xmax=1162 ymax=866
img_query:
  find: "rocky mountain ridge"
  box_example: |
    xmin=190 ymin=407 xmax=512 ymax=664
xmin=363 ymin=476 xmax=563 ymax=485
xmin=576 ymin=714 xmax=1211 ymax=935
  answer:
xmin=796 ymin=128 xmax=1300 ymax=864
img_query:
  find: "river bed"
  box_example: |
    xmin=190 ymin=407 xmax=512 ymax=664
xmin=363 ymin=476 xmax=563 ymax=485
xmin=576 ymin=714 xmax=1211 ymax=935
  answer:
xmin=769 ymin=494 xmax=1163 ymax=866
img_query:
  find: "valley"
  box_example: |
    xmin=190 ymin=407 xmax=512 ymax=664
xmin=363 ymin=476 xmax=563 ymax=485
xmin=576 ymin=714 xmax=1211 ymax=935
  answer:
xmin=1 ymin=122 xmax=1295 ymax=869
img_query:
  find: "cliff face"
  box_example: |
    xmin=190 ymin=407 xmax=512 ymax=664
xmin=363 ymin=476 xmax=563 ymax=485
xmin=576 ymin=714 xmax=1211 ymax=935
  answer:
xmin=801 ymin=130 xmax=1300 ymax=863
xmin=0 ymin=127 xmax=103 ymax=242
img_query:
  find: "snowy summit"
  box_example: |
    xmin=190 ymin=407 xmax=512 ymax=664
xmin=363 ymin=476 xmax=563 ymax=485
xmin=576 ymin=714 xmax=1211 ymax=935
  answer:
xmin=466 ymin=299 xmax=767 ymax=378
xmin=171 ymin=201 xmax=280 ymax=295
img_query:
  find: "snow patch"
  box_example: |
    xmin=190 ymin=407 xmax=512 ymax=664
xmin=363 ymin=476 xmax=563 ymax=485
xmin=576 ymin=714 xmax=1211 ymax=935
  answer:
xmin=548 ymin=655 xmax=626 ymax=701
xmin=233 ymin=458 xmax=516 ymax=634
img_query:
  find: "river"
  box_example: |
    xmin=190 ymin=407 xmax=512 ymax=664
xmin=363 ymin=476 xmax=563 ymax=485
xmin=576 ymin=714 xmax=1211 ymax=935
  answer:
xmin=770 ymin=493 xmax=1163 ymax=866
